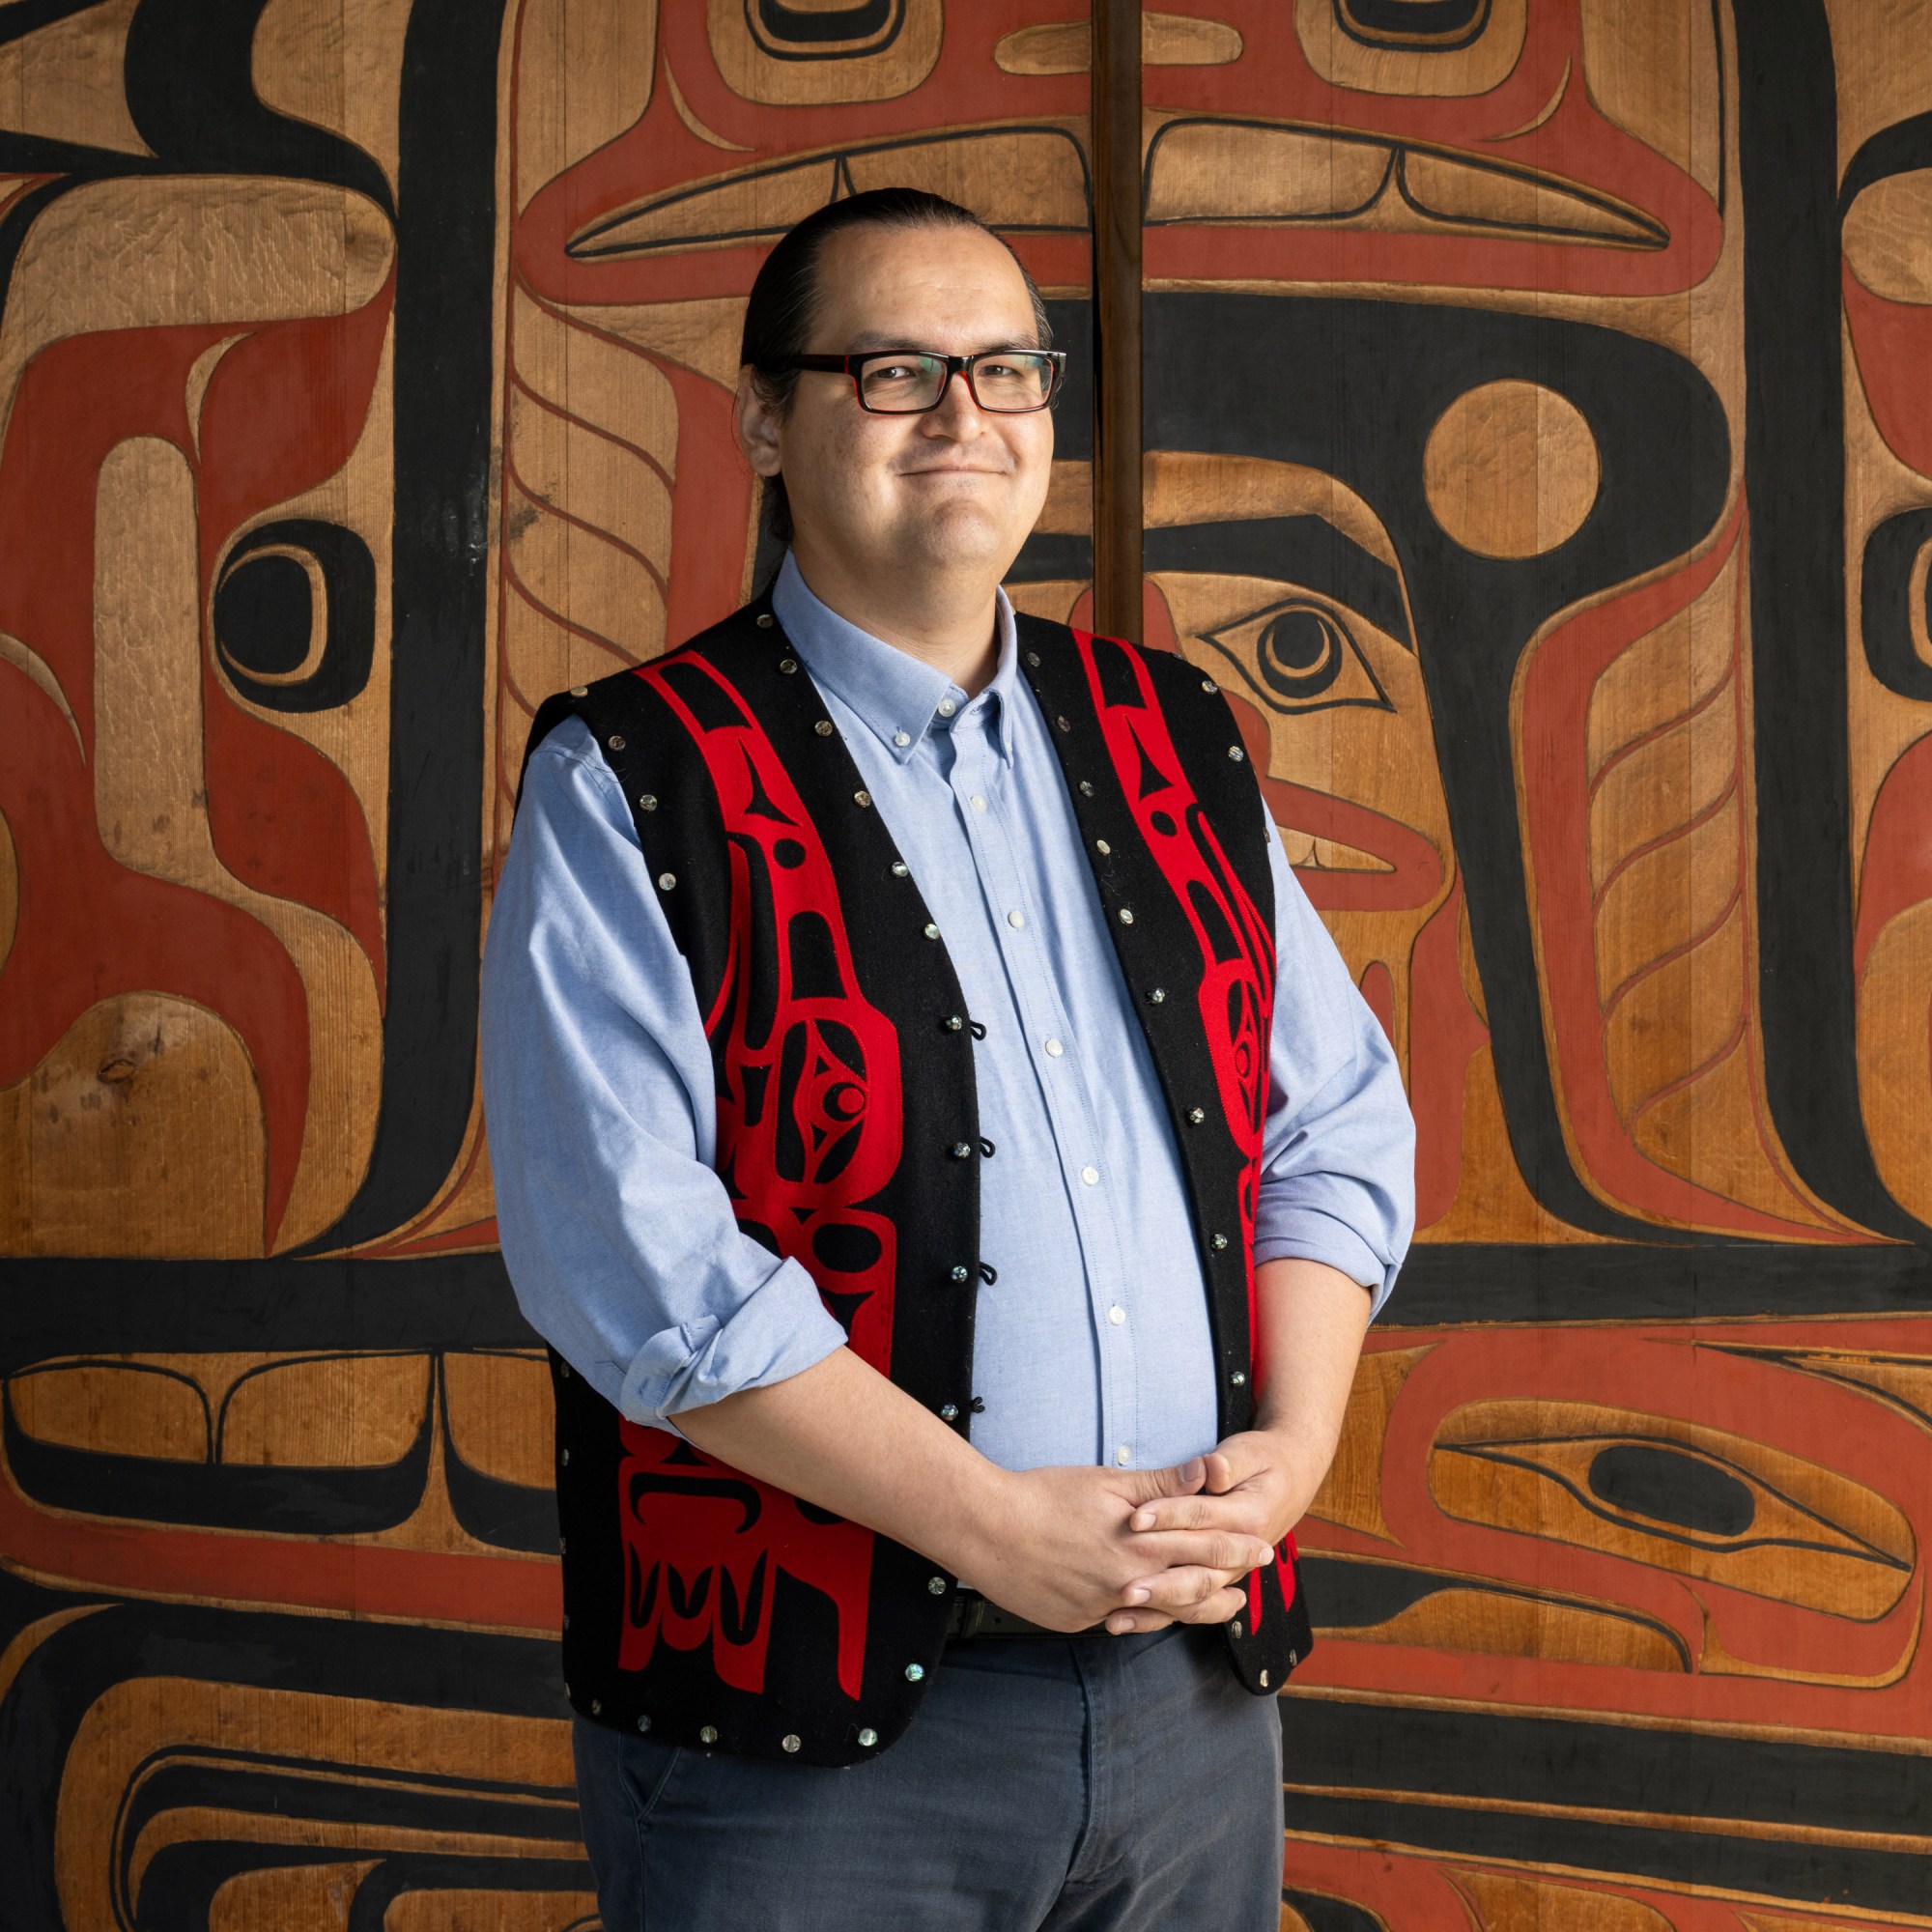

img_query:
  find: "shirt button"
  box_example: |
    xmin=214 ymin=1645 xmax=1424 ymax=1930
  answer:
xmin=894 ymin=730 xmax=911 ymax=747
xmin=1107 ymin=1305 xmax=1125 ymax=1325
xmin=1044 ymin=1037 xmax=1064 ymax=1057
xmin=1115 ymin=1445 xmax=1132 ymax=1466
xmin=937 ymin=699 xmax=957 ymax=718
xmin=1008 ymin=909 xmax=1025 ymax=929
xmin=1081 ymin=1165 xmax=1099 ymax=1186
xmin=970 ymin=795 xmax=987 ymax=811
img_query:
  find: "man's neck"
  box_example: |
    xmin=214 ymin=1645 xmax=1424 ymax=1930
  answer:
xmin=786 ymin=545 xmax=1003 ymax=696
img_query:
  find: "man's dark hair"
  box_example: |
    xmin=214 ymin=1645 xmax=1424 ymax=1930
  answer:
xmin=739 ymin=187 xmax=1053 ymax=547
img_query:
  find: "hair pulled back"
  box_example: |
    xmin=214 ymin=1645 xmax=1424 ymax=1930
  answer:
xmin=739 ymin=187 xmax=1053 ymax=546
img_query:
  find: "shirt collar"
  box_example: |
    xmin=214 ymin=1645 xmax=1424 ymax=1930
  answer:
xmin=769 ymin=550 xmax=1020 ymax=766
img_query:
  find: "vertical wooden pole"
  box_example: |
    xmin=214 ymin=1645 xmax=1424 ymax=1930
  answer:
xmin=1091 ymin=0 xmax=1143 ymax=644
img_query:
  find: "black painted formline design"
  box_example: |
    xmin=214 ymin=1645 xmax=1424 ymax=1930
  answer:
xmin=1 ymin=0 xmax=394 ymax=205
xmin=1333 ymin=0 xmax=1491 ymax=54
xmin=1281 ymin=1889 xmax=1384 ymax=1932
xmin=1838 ymin=106 xmax=1932 ymax=218
xmin=0 ymin=2 xmax=503 ymax=1256
xmin=0 ymin=1256 xmax=530 ymax=1374
xmin=1147 ymin=518 xmax=1413 ymax=647
xmin=1145 ymin=291 xmax=1728 ymax=1241
xmin=1300 ymin=1551 xmax=1692 ymax=1668
xmin=0 ymin=1590 xmax=576 ymax=1931
xmin=1279 ymin=1698 xmax=1932 ymax=1910
xmin=4 ymin=1240 xmax=1930 ymax=1375
xmin=1141 ymin=119 xmax=1667 ymax=250
xmin=1734 ymin=0 xmax=1924 ymax=1240
xmin=291 ymin=0 xmax=510 ymax=1250
xmin=1441 ymin=1436 xmax=1909 ymax=1575
xmin=748 ymin=0 xmax=904 ymax=63
xmin=214 ymin=519 xmax=378 ymax=712
xmin=566 ymin=127 xmax=1094 ymax=259
xmin=1861 ymin=509 xmax=1932 ymax=702
xmin=1382 ymin=1238 xmax=1932 ymax=1323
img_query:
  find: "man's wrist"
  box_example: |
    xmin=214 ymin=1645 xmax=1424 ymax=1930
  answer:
xmin=924 ymin=1452 xmax=1019 ymax=1584
xmin=1248 ymin=1409 xmax=1328 ymax=1458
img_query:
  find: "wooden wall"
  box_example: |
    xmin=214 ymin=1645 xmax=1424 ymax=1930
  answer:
xmin=3 ymin=2 xmax=1932 ymax=1925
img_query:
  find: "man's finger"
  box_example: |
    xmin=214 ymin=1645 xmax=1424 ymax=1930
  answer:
xmin=1126 ymin=1495 xmax=1273 ymax=1539
xmin=1123 ymin=1578 xmax=1248 ymax=1627
xmin=1104 ymin=1582 xmax=1246 ymax=1634
xmin=1122 ymin=1564 xmax=1234 ymax=1611
xmin=1104 ymin=1605 xmax=1177 ymax=1635
xmin=1121 ymin=1549 xmax=1273 ymax=1610
xmin=1119 ymin=1530 xmax=1271 ymax=1582
xmin=1168 ymin=1584 xmax=1248 ymax=1626
xmin=1127 ymin=1495 xmax=1210 ymax=1533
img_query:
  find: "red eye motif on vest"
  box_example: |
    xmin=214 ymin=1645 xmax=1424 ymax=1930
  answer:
xmin=607 ymin=652 xmax=901 ymax=1700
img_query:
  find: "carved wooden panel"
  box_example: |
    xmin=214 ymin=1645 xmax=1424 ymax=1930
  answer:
xmin=1128 ymin=5 xmax=1932 ymax=1924
xmin=6 ymin=2 xmax=1932 ymax=1928
xmin=0 ymin=3 xmax=1092 ymax=1926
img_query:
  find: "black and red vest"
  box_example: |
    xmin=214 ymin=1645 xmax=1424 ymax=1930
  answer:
xmin=519 ymin=594 xmax=1314 ymax=1766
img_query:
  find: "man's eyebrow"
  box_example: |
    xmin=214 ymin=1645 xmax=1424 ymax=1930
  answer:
xmin=839 ymin=332 xmax=1049 ymax=354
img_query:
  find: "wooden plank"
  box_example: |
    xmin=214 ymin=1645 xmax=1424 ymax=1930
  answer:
xmin=1090 ymin=0 xmax=1142 ymax=643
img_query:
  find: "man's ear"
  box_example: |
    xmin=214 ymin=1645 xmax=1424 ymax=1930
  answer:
xmin=734 ymin=367 xmax=783 ymax=478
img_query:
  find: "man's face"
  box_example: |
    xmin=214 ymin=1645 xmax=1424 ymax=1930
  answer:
xmin=741 ymin=222 xmax=1056 ymax=582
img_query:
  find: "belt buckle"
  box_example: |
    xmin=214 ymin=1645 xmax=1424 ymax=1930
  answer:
xmin=948 ymin=1589 xmax=989 ymax=1639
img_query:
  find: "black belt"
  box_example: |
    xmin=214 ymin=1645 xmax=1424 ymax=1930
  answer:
xmin=944 ymin=1590 xmax=1105 ymax=1640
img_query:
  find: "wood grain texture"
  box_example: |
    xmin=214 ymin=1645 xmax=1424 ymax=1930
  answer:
xmin=0 ymin=0 xmax=149 ymax=157
xmin=8 ymin=0 xmax=1932 ymax=1924
xmin=1091 ymin=0 xmax=1142 ymax=641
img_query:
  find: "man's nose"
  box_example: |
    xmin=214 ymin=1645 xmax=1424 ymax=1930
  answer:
xmin=923 ymin=368 xmax=988 ymax=436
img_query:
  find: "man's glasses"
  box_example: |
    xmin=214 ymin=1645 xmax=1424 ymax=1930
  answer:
xmin=779 ymin=348 xmax=1066 ymax=415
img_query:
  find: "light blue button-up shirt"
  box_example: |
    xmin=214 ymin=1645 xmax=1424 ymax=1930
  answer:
xmin=480 ymin=553 xmax=1414 ymax=1474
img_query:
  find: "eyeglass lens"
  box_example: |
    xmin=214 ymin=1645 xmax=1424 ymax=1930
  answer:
xmin=857 ymin=353 xmax=1056 ymax=413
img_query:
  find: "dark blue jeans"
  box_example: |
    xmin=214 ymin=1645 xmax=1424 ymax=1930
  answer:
xmin=571 ymin=1622 xmax=1284 ymax=1930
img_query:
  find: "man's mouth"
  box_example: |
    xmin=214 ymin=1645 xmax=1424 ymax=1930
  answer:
xmin=897 ymin=464 xmax=1009 ymax=477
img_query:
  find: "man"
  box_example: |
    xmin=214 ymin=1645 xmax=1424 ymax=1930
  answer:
xmin=480 ymin=187 xmax=1414 ymax=1931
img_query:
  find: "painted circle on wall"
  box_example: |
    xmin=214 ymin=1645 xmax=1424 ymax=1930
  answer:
xmin=1424 ymin=379 xmax=1601 ymax=558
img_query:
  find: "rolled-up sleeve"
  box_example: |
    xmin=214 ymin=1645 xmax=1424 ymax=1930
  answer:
xmin=479 ymin=716 xmax=849 ymax=1425
xmin=1251 ymin=797 xmax=1417 ymax=1319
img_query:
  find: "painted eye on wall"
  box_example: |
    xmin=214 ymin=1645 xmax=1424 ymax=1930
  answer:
xmin=1428 ymin=1398 xmax=1915 ymax=1621
xmin=212 ymin=518 xmax=376 ymax=713
xmin=1202 ymin=597 xmax=1393 ymax=715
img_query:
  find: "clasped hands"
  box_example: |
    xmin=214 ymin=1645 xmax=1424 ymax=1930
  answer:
xmin=965 ymin=1424 xmax=1326 ymax=1637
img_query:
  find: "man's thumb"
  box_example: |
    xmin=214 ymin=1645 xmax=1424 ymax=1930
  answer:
xmin=1126 ymin=1456 xmax=1206 ymax=1504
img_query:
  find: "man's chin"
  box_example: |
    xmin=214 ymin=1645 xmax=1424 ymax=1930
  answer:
xmin=892 ymin=503 xmax=1029 ymax=572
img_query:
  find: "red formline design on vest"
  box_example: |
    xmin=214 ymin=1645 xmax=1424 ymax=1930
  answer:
xmin=1070 ymin=632 xmax=1274 ymax=1299
xmin=1069 ymin=631 xmax=1297 ymax=1634
xmin=608 ymin=650 xmax=902 ymax=1702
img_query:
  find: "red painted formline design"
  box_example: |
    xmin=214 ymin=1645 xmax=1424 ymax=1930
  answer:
xmin=0 ymin=1465 xmax=562 ymax=1631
